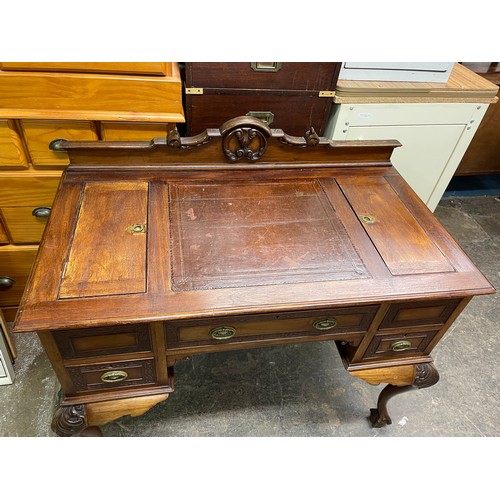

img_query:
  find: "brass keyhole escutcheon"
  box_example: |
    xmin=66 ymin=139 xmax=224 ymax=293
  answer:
xmin=313 ymin=318 xmax=337 ymax=331
xmin=390 ymin=340 xmax=413 ymax=352
xmin=128 ymin=224 xmax=146 ymax=234
xmin=210 ymin=326 xmax=237 ymax=340
xmin=100 ymin=370 xmax=129 ymax=383
xmin=361 ymin=214 xmax=376 ymax=224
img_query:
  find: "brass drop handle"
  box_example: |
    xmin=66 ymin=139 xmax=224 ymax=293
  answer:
xmin=391 ymin=340 xmax=413 ymax=352
xmin=313 ymin=318 xmax=337 ymax=331
xmin=0 ymin=276 xmax=15 ymax=288
xmin=210 ymin=326 xmax=236 ymax=340
xmin=100 ymin=370 xmax=129 ymax=383
xmin=32 ymin=206 xmax=51 ymax=218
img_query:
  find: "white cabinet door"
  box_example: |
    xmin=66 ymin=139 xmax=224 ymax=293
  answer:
xmin=0 ymin=313 xmax=15 ymax=385
xmin=344 ymin=124 xmax=466 ymax=208
xmin=326 ymin=103 xmax=488 ymax=211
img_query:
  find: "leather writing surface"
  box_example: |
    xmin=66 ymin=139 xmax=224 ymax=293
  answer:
xmin=168 ymin=179 xmax=370 ymax=291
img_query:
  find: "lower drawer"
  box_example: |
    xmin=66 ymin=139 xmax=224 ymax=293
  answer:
xmin=0 ymin=246 xmax=38 ymax=307
xmin=186 ymin=94 xmax=332 ymax=136
xmin=66 ymin=358 xmax=156 ymax=393
xmin=1 ymin=206 xmax=51 ymax=243
xmin=52 ymin=324 xmax=152 ymax=360
xmin=166 ymin=305 xmax=378 ymax=348
xmin=362 ymin=330 xmax=439 ymax=360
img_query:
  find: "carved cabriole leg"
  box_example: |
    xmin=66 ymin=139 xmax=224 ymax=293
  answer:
xmin=52 ymin=394 xmax=169 ymax=436
xmin=350 ymin=362 xmax=440 ymax=428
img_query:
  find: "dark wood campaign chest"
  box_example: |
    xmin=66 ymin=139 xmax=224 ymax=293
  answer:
xmin=183 ymin=62 xmax=341 ymax=136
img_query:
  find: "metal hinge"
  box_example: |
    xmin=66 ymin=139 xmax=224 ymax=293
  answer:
xmin=185 ymin=87 xmax=204 ymax=95
xmin=319 ymin=91 xmax=335 ymax=97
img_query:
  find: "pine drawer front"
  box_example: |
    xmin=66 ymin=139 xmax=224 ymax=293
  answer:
xmin=0 ymin=119 xmax=29 ymax=168
xmin=52 ymin=324 xmax=152 ymax=360
xmin=1 ymin=62 xmax=170 ymax=76
xmin=0 ymin=219 xmax=8 ymax=244
xmin=100 ymin=122 xmax=175 ymax=141
xmin=0 ymin=246 xmax=38 ymax=307
xmin=66 ymin=358 xmax=156 ymax=394
xmin=362 ymin=330 xmax=439 ymax=360
xmin=21 ymin=120 xmax=99 ymax=167
xmin=1 ymin=206 xmax=50 ymax=243
xmin=167 ymin=305 xmax=379 ymax=348
xmin=379 ymin=299 xmax=462 ymax=330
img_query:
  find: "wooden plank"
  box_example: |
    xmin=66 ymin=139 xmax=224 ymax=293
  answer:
xmin=59 ymin=182 xmax=149 ymax=299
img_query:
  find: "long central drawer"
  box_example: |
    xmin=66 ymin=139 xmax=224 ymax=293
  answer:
xmin=165 ymin=305 xmax=379 ymax=349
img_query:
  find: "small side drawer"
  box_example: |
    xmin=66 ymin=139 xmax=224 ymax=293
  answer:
xmin=21 ymin=120 xmax=99 ymax=167
xmin=379 ymin=299 xmax=462 ymax=330
xmin=362 ymin=330 xmax=439 ymax=360
xmin=0 ymin=119 xmax=29 ymax=168
xmin=0 ymin=246 xmax=38 ymax=307
xmin=52 ymin=324 xmax=152 ymax=360
xmin=167 ymin=305 xmax=378 ymax=348
xmin=1 ymin=206 xmax=51 ymax=244
xmin=66 ymin=358 xmax=156 ymax=393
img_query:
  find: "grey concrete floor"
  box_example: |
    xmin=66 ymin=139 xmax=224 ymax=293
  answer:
xmin=1 ymin=195 xmax=499 ymax=437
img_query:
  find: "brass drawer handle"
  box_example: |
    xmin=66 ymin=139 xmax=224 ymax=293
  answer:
xmin=0 ymin=276 xmax=16 ymax=288
xmin=250 ymin=62 xmax=282 ymax=72
xmin=391 ymin=340 xmax=413 ymax=352
xmin=32 ymin=206 xmax=52 ymax=218
xmin=210 ymin=326 xmax=236 ymax=340
xmin=313 ymin=318 xmax=337 ymax=331
xmin=246 ymin=111 xmax=275 ymax=126
xmin=100 ymin=370 xmax=129 ymax=383
xmin=127 ymin=223 xmax=146 ymax=234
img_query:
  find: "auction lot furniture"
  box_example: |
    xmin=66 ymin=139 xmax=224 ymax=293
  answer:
xmin=0 ymin=62 xmax=184 ymax=322
xmin=13 ymin=117 xmax=495 ymax=436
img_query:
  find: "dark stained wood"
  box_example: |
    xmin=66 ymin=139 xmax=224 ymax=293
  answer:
xmin=12 ymin=116 xmax=496 ymax=435
xmin=184 ymin=62 xmax=341 ymax=136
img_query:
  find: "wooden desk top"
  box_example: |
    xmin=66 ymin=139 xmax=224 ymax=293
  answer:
xmin=13 ymin=117 xmax=495 ymax=332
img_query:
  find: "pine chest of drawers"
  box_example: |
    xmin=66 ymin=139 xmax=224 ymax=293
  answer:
xmin=13 ymin=116 xmax=495 ymax=436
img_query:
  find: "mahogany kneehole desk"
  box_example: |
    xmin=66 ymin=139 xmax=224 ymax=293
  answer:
xmin=13 ymin=116 xmax=495 ymax=436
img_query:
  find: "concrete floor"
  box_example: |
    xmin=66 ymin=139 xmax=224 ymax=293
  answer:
xmin=1 ymin=195 xmax=499 ymax=437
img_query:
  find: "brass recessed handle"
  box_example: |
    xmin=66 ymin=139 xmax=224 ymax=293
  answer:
xmin=391 ymin=340 xmax=413 ymax=352
xmin=250 ymin=62 xmax=282 ymax=72
xmin=100 ymin=370 xmax=129 ymax=383
xmin=313 ymin=318 xmax=337 ymax=331
xmin=246 ymin=111 xmax=275 ymax=125
xmin=127 ymin=224 xmax=146 ymax=234
xmin=32 ymin=206 xmax=51 ymax=218
xmin=210 ymin=326 xmax=237 ymax=340
xmin=0 ymin=276 xmax=15 ymax=288
xmin=360 ymin=214 xmax=376 ymax=224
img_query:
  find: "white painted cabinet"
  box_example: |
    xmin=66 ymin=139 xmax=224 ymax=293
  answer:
xmin=0 ymin=311 xmax=14 ymax=385
xmin=325 ymin=103 xmax=489 ymax=211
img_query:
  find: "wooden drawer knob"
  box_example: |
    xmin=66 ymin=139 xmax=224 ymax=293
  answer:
xmin=210 ymin=326 xmax=236 ymax=340
xmin=0 ymin=276 xmax=15 ymax=288
xmin=32 ymin=206 xmax=52 ymax=218
xmin=313 ymin=318 xmax=337 ymax=331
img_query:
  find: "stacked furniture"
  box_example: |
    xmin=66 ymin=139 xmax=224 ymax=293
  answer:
xmin=0 ymin=63 xmax=184 ymax=321
xmin=326 ymin=63 xmax=499 ymax=211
